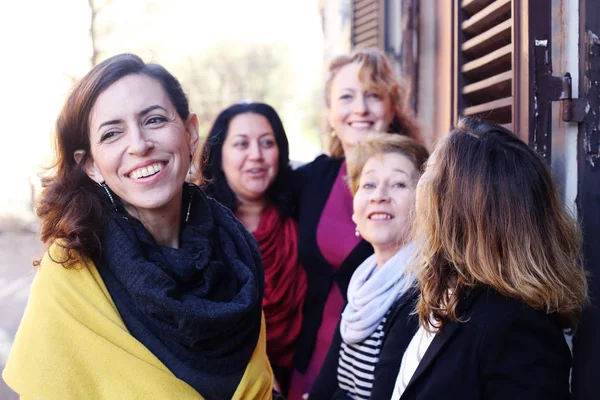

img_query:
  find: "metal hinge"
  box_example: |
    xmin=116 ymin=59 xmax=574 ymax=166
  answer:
xmin=537 ymin=71 xmax=587 ymax=122
xmin=534 ymin=39 xmax=588 ymax=123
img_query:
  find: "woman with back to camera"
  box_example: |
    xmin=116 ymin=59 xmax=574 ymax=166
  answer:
xmin=288 ymin=48 xmax=421 ymax=399
xmin=2 ymin=53 xmax=273 ymax=400
xmin=198 ymin=102 xmax=307 ymax=395
xmin=391 ymin=119 xmax=588 ymax=399
xmin=308 ymin=134 xmax=427 ymax=400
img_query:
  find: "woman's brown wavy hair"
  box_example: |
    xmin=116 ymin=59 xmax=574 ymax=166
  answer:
xmin=413 ymin=118 xmax=588 ymax=331
xmin=36 ymin=53 xmax=191 ymax=267
xmin=325 ymin=49 xmax=420 ymax=159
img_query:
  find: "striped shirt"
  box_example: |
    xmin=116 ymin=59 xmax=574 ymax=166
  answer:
xmin=337 ymin=311 xmax=390 ymax=399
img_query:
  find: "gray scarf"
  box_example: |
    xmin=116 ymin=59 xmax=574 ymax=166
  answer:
xmin=340 ymin=242 xmax=416 ymax=344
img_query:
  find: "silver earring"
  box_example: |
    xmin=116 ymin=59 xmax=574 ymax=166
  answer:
xmin=330 ymin=131 xmax=335 ymax=138
xmin=185 ymin=187 xmax=193 ymax=223
xmin=102 ymin=183 xmax=116 ymax=208
xmin=355 ymin=227 xmax=360 ymax=237
xmin=101 ymin=182 xmax=127 ymax=219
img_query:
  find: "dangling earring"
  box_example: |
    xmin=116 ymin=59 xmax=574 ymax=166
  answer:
xmin=102 ymin=182 xmax=116 ymax=209
xmin=355 ymin=226 xmax=360 ymax=237
xmin=185 ymin=186 xmax=193 ymax=223
xmin=101 ymin=182 xmax=126 ymax=219
xmin=188 ymin=154 xmax=193 ymax=182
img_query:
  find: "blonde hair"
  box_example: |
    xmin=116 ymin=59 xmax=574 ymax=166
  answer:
xmin=413 ymin=119 xmax=588 ymax=332
xmin=325 ymin=49 xmax=419 ymax=159
xmin=347 ymin=133 xmax=429 ymax=195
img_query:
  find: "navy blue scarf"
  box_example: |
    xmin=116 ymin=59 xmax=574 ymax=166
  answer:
xmin=96 ymin=184 xmax=264 ymax=400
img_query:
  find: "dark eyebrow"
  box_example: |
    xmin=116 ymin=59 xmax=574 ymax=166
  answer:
xmin=139 ymin=104 xmax=167 ymax=116
xmin=96 ymin=105 xmax=168 ymax=134
xmin=97 ymin=119 xmax=122 ymax=133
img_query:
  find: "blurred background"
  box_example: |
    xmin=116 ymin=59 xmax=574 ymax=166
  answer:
xmin=0 ymin=1 xmax=339 ymax=397
xmin=0 ymin=0 xmax=334 ymax=231
xmin=2 ymin=0 xmax=598 ymax=398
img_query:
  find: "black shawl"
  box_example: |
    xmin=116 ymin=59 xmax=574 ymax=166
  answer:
xmin=96 ymin=184 xmax=264 ymax=400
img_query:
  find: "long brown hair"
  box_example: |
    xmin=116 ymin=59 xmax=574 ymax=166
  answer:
xmin=36 ymin=53 xmax=191 ymax=267
xmin=325 ymin=49 xmax=420 ymax=159
xmin=413 ymin=118 xmax=588 ymax=331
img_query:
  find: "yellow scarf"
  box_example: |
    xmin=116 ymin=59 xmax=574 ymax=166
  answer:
xmin=3 ymin=245 xmax=273 ymax=400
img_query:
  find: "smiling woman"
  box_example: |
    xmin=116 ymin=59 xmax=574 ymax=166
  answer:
xmin=198 ymin=102 xmax=307 ymax=397
xmin=2 ymin=53 xmax=274 ymax=400
xmin=288 ymin=49 xmax=421 ymax=400
xmin=309 ymin=133 xmax=428 ymax=400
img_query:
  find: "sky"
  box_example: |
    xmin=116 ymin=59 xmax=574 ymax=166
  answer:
xmin=0 ymin=0 xmax=326 ymax=220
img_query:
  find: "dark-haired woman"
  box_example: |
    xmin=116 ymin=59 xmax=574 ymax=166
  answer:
xmin=390 ymin=119 xmax=588 ymax=399
xmin=3 ymin=54 xmax=273 ymax=399
xmin=198 ymin=102 xmax=307 ymax=395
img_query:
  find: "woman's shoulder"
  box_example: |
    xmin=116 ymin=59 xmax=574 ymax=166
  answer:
xmin=38 ymin=243 xmax=100 ymax=284
xmin=466 ymin=289 xmax=572 ymax=398
xmin=468 ymin=287 xmax=554 ymax=319
xmin=4 ymin=250 xmax=198 ymax=400
xmin=465 ymin=287 xmax=566 ymax=343
xmin=294 ymin=154 xmax=340 ymax=177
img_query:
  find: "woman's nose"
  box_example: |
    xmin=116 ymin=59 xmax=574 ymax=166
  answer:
xmin=128 ymin=127 xmax=154 ymax=156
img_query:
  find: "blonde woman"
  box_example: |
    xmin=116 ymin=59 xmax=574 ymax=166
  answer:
xmin=289 ymin=48 xmax=420 ymax=400
xmin=392 ymin=119 xmax=588 ymax=399
xmin=309 ymin=134 xmax=427 ymax=400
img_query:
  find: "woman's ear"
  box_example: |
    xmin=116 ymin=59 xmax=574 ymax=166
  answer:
xmin=73 ymin=150 xmax=85 ymax=165
xmin=74 ymin=149 xmax=104 ymax=184
xmin=185 ymin=113 xmax=200 ymax=155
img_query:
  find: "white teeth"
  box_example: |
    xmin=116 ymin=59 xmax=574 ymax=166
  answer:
xmin=130 ymin=162 xmax=164 ymax=179
xmin=370 ymin=214 xmax=392 ymax=220
xmin=350 ymin=122 xmax=372 ymax=129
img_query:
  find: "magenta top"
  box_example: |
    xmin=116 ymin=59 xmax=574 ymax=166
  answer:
xmin=316 ymin=162 xmax=362 ymax=266
xmin=288 ymin=161 xmax=362 ymax=399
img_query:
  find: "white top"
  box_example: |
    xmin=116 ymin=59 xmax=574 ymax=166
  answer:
xmin=390 ymin=324 xmax=437 ymax=400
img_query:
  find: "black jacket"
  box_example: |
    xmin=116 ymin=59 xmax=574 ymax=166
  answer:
xmin=399 ymin=286 xmax=573 ymax=400
xmin=309 ymin=290 xmax=420 ymax=399
xmin=292 ymin=155 xmax=374 ymax=372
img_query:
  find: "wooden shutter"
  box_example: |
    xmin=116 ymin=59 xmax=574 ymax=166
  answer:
xmin=454 ymin=0 xmax=513 ymax=129
xmin=352 ymin=0 xmax=385 ymax=49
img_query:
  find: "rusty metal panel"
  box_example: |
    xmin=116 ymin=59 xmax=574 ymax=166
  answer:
xmin=572 ymin=0 xmax=600 ymax=396
xmin=580 ymin=31 xmax=600 ymax=165
xmin=528 ymin=0 xmax=554 ymax=161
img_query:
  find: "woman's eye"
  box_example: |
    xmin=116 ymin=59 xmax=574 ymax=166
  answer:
xmin=100 ymin=131 xmax=118 ymax=142
xmin=392 ymin=182 xmax=407 ymax=188
xmin=146 ymin=116 xmax=167 ymax=125
xmin=261 ymin=139 xmax=275 ymax=148
xmin=340 ymin=94 xmax=352 ymax=100
xmin=234 ymin=142 xmax=248 ymax=148
xmin=362 ymin=182 xmax=375 ymax=189
xmin=367 ymin=92 xmax=381 ymax=99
